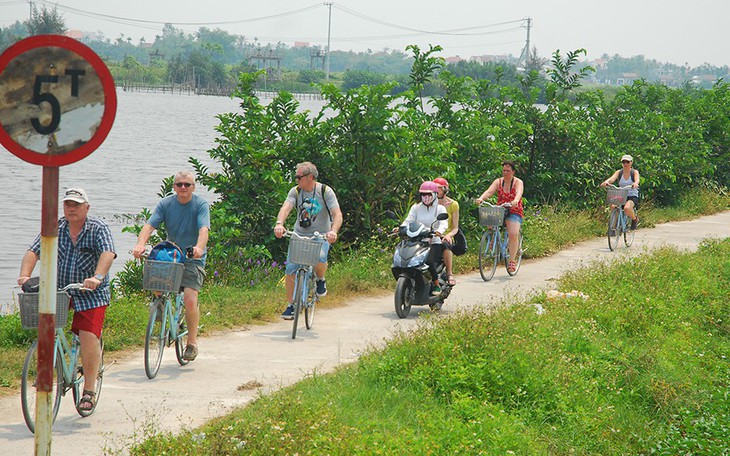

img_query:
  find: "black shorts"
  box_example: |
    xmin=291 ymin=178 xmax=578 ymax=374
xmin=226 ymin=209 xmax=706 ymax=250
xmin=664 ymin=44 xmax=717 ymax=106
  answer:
xmin=624 ymin=196 xmax=639 ymax=210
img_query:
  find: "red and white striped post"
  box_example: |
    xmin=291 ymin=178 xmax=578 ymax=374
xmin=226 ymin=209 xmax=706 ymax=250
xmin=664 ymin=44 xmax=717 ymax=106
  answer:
xmin=35 ymin=166 xmax=59 ymax=454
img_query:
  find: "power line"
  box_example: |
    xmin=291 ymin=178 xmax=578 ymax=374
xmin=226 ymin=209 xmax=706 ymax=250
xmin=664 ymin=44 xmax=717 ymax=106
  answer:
xmin=42 ymin=1 xmax=322 ymax=27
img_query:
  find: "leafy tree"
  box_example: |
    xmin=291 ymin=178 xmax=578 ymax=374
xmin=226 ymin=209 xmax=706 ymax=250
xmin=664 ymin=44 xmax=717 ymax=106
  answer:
xmin=25 ymin=4 xmax=67 ymax=36
xmin=546 ymin=48 xmax=595 ymax=100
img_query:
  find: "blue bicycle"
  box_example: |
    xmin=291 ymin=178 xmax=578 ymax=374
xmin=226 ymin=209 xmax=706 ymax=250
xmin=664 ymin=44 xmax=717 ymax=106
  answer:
xmin=284 ymin=230 xmax=327 ymax=339
xmin=605 ymin=184 xmax=636 ymax=251
xmin=478 ymin=203 xmax=524 ymax=282
xmin=20 ymin=283 xmax=106 ymax=433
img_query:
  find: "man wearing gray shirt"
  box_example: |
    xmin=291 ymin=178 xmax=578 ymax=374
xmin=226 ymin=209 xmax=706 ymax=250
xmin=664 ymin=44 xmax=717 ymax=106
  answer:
xmin=273 ymin=162 xmax=343 ymax=319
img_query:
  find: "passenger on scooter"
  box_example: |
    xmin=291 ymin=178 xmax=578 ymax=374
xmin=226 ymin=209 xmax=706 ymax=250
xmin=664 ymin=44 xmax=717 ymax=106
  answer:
xmin=401 ymin=181 xmax=448 ymax=295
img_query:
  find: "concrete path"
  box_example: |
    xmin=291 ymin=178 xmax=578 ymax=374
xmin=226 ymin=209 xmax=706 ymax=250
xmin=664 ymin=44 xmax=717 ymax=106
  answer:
xmin=1 ymin=212 xmax=728 ymax=455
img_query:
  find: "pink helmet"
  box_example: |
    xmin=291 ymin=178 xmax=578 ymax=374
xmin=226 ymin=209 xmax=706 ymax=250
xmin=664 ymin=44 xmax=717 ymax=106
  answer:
xmin=433 ymin=177 xmax=449 ymax=190
xmin=419 ymin=181 xmax=439 ymax=194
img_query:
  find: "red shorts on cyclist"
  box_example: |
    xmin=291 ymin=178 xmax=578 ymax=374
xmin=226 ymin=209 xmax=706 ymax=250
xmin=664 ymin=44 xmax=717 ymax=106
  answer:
xmin=72 ymin=305 xmax=107 ymax=338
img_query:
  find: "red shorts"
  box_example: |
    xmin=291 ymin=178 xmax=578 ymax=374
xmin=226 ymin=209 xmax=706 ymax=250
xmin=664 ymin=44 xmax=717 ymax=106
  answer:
xmin=71 ymin=305 xmax=107 ymax=339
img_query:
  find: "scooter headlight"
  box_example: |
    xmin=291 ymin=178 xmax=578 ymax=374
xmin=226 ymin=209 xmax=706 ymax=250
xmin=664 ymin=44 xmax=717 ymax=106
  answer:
xmin=407 ymin=249 xmax=429 ymax=268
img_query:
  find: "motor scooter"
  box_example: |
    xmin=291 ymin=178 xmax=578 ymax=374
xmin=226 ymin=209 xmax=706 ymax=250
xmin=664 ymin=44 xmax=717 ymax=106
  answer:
xmin=388 ymin=212 xmax=453 ymax=318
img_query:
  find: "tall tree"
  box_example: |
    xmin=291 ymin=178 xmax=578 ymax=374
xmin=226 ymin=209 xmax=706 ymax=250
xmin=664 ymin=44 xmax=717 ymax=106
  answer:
xmin=25 ymin=4 xmax=67 ymax=36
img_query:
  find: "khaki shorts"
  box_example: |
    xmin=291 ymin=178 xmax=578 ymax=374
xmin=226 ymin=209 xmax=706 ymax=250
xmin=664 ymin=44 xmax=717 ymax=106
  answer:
xmin=180 ymin=262 xmax=205 ymax=291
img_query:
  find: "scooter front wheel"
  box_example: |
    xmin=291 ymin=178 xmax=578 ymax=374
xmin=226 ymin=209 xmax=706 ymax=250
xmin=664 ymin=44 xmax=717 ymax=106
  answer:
xmin=394 ymin=276 xmax=413 ymax=318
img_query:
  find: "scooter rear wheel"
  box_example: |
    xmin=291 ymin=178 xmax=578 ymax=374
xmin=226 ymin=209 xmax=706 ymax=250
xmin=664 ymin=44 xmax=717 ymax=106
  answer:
xmin=394 ymin=276 xmax=413 ymax=318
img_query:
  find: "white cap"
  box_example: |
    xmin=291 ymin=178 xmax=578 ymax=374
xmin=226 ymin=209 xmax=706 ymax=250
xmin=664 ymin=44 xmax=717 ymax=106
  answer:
xmin=62 ymin=188 xmax=89 ymax=204
xmin=621 ymin=154 xmax=633 ymax=162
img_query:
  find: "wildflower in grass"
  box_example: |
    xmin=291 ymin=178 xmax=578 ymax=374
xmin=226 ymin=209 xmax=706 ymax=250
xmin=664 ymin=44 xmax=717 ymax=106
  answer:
xmin=272 ymin=261 xmax=278 ymax=268
xmin=214 ymin=271 xmax=219 ymax=278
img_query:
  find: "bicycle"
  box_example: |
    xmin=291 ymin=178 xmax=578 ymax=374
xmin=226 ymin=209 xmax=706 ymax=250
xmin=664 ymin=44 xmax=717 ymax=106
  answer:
xmin=19 ymin=283 xmax=106 ymax=433
xmin=605 ymin=184 xmax=636 ymax=251
xmin=284 ymin=230 xmax=328 ymax=339
xmin=477 ymin=202 xmax=524 ymax=282
xmin=141 ymin=251 xmax=191 ymax=379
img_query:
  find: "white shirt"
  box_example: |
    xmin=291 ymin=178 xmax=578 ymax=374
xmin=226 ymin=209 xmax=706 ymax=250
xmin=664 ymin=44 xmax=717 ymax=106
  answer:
xmin=403 ymin=202 xmax=448 ymax=244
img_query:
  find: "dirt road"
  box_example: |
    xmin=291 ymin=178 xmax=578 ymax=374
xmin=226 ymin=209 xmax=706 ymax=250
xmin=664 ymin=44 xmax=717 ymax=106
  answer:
xmin=1 ymin=212 xmax=728 ymax=455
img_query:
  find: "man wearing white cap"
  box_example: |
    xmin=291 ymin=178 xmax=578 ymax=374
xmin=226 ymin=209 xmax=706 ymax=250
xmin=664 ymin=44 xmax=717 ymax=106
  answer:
xmin=601 ymin=154 xmax=641 ymax=230
xmin=17 ymin=187 xmax=116 ymax=414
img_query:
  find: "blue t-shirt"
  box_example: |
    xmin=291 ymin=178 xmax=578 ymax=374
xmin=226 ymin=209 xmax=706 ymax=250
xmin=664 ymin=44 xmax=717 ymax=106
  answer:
xmin=148 ymin=194 xmax=210 ymax=265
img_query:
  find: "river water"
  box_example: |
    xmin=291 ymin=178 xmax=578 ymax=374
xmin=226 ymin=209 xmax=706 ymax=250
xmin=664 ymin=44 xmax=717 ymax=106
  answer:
xmin=0 ymin=90 xmax=326 ymax=310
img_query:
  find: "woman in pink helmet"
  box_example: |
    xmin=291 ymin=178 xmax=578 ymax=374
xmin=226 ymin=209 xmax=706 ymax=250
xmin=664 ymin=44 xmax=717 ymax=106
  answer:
xmin=434 ymin=177 xmax=459 ymax=286
xmin=401 ymin=181 xmax=448 ymax=295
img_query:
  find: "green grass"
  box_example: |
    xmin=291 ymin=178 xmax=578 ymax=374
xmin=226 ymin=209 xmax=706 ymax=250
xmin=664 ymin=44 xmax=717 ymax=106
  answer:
xmin=127 ymin=239 xmax=730 ymax=456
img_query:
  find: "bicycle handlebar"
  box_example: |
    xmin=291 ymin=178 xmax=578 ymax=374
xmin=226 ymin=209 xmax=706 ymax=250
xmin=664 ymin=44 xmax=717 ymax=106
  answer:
xmin=283 ymin=230 xmax=328 ymax=240
xmin=61 ymin=283 xmax=91 ymax=292
xmin=479 ymin=201 xmax=512 ymax=208
xmin=605 ymin=184 xmax=634 ymax=190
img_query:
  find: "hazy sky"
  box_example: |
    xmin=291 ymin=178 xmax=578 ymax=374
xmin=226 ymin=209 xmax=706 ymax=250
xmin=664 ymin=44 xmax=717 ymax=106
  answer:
xmin=1 ymin=0 xmax=728 ymax=67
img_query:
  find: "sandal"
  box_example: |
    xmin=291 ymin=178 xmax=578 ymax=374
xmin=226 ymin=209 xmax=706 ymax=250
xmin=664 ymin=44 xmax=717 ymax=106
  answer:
xmin=507 ymin=261 xmax=517 ymax=273
xmin=447 ymin=275 xmax=457 ymax=286
xmin=77 ymin=390 xmax=96 ymax=412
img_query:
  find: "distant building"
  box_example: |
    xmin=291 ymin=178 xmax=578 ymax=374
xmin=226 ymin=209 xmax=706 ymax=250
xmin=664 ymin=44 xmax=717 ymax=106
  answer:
xmin=616 ymin=72 xmax=640 ymax=85
xmin=293 ymin=41 xmax=309 ymax=48
xmin=445 ymin=55 xmax=464 ymax=64
xmin=66 ymin=29 xmax=84 ymax=40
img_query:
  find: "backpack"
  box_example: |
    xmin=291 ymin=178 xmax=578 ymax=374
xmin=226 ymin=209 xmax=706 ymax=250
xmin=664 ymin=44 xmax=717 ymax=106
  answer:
xmin=149 ymin=241 xmax=185 ymax=263
xmin=296 ymin=183 xmax=332 ymax=222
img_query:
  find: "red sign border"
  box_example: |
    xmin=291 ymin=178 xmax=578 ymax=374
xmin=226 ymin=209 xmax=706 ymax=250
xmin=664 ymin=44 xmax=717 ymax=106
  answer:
xmin=0 ymin=35 xmax=117 ymax=167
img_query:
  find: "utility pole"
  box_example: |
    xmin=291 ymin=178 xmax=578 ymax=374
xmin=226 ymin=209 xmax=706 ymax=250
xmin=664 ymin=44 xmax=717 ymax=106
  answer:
xmin=324 ymin=2 xmax=332 ymax=81
xmin=518 ymin=17 xmax=532 ymax=69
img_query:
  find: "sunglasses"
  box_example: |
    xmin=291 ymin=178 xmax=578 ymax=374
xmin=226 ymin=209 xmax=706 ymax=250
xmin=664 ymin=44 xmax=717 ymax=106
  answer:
xmin=295 ymin=173 xmax=310 ymax=180
xmin=175 ymin=182 xmax=193 ymax=188
xmin=622 ymin=160 xmax=632 ymax=164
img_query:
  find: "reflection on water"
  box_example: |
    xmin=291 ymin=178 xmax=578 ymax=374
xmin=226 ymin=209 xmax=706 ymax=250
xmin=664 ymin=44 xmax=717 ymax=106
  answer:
xmin=1 ymin=90 xmax=328 ymax=310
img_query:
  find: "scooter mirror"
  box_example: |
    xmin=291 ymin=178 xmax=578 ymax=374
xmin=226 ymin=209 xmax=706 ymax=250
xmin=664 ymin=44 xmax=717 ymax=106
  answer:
xmin=385 ymin=210 xmax=398 ymax=220
xmin=436 ymin=212 xmax=449 ymax=220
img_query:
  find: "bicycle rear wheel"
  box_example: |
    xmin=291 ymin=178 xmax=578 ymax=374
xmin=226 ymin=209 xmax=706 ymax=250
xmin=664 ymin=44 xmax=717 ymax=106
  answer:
xmin=174 ymin=298 xmax=190 ymax=366
xmin=144 ymin=298 xmax=166 ymax=379
xmin=73 ymin=336 xmax=104 ymax=417
xmin=479 ymin=230 xmax=499 ymax=282
xmin=607 ymin=208 xmax=621 ymax=251
xmin=506 ymin=231 xmax=524 ymax=276
xmin=292 ymin=269 xmax=307 ymax=339
xmin=21 ymin=339 xmax=63 ymax=433
xmin=304 ymin=276 xmax=317 ymax=330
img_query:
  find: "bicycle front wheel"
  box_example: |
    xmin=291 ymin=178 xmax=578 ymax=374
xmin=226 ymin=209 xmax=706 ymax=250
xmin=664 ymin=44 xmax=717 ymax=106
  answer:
xmin=479 ymin=230 xmax=499 ymax=282
xmin=174 ymin=299 xmax=190 ymax=366
xmin=304 ymin=276 xmax=317 ymax=330
xmin=506 ymin=231 xmax=524 ymax=276
xmin=607 ymin=208 xmax=621 ymax=251
xmin=73 ymin=336 xmax=104 ymax=417
xmin=144 ymin=298 xmax=166 ymax=379
xmin=624 ymin=217 xmax=636 ymax=248
xmin=21 ymin=339 xmax=63 ymax=433
xmin=291 ymin=269 xmax=307 ymax=339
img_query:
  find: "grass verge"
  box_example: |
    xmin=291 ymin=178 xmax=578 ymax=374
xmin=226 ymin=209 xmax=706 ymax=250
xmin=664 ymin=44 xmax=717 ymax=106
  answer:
xmin=127 ymin=239 xmax=730 ymax=455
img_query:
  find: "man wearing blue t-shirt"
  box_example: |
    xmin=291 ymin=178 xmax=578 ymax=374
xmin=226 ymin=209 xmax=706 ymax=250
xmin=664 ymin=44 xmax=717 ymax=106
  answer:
xmin=132 ymin=171 xmax=210 ymax=361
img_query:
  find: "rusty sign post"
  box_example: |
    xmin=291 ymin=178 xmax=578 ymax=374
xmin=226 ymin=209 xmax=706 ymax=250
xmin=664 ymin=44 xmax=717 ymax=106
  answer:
xmin=0 ymin=35 xmax=116 ymax=454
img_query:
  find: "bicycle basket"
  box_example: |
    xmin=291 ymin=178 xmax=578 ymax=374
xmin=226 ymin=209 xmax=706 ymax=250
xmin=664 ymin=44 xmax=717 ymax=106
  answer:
xmin=606 ymin=187 xmax=629 ymax=205
xmin=18 ymin=292 xmax=71 ymax=330
xmin=288 ymin=236 xmax=322 ymax=266
xmin=143 ymin=260 xmax=185 ymax=292
xmin=478 ymin=205 xmax=506 ymax=227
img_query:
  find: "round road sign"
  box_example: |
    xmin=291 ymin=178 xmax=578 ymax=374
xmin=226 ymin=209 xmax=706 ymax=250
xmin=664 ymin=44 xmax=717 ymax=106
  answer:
xmin=0 ymin=35 xmax=116 ymax=166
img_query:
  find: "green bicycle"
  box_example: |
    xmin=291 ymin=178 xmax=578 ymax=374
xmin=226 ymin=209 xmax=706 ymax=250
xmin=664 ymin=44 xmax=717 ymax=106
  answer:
xmin=142 ymin=255 xmax=190 ymax=379
xmin=20 ymin=283 xmax=106 ymax=433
